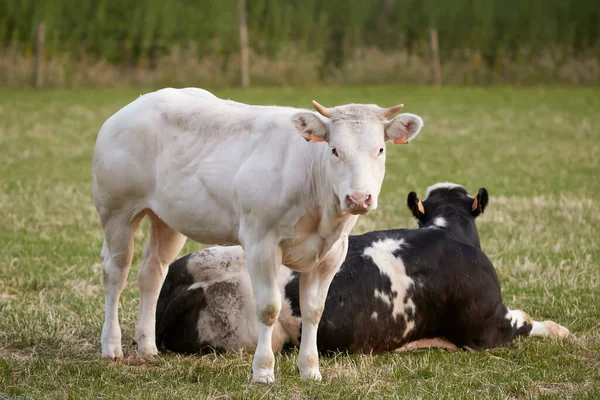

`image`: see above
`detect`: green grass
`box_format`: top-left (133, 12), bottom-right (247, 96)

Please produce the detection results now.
top-left (1, 86), bottom-right (599, 399)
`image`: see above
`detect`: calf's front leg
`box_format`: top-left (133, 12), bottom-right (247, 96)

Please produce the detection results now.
top-left (297, 238), bottom-right (348, 380)
top-left (245, 239), bottom-right (283, 384)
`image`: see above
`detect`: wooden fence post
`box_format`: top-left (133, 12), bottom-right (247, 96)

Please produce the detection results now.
top-left (429, 27), bottom-right (442, 88)
top-left (35, 23), bottom-right (45, 89)
top-left (238, 0), bottom-right (249, 89)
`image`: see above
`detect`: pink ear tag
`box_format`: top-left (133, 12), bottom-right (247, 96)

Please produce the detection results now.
top-left (393, 135), bottom-right (408, 144)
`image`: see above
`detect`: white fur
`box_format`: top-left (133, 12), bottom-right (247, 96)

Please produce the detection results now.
top-left (364, 238), bottom-right (416, 338)
top-left (529, 321), bottom-right (549, 336)
top-left (505, 308), bottom-right (529, 329)
top-left (92, 88), bottom-right (423, 383)
top-left (433, 217), bottom-right (447, 227)
top-left (529, 320), bottom-right (570, 338)
top-left (424, 182), bottom-right (465, 200)
top-left (374, 289), bottom-right (392, 306)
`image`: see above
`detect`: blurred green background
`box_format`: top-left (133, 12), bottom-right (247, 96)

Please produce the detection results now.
top-left (1, 0), bottom-right (598, 88)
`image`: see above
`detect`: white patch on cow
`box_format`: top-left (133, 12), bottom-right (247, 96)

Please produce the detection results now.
top-left (403, 298), bottom-right (416, 337)
top-left (374, 289), bottom-right (392, 306)
top-left (505, 308), bottom-right (531, 329)
top-left (371, 312), bottom-right (378, 320)
top-left (186, 246), bottom-right (248, 285)
top-left (424, 182), bottom-right (464, 200)
top-left (530, 321), bottom-right (549, 336)
top-left (403, 320), bottom-right (415, 337)
top-left (433, 217), bottom-right (447, 227)
top-left (187, 282), bottom-right (202, 291)
top-left (364, 238), bottom-right (415, 337)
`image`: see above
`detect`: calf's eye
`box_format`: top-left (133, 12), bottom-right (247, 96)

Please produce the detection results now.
top-left (378, 148), bottom-right (385, 156)
top-left (331, 147), bottom-right (339, 157)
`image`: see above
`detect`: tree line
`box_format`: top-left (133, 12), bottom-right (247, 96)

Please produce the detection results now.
top-left (0, 0), bottom-right (598, 86)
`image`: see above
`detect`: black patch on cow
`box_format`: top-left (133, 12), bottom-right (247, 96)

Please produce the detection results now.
top-left (156, 254), bottom-right (208, 353)
top-left (284, 272), bottom-right (302, 319)
top-left (283, 272), bottom-right (303, 346)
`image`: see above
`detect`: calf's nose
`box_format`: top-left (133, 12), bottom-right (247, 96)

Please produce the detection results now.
top-left (345, 193), bottom-right (372, 210)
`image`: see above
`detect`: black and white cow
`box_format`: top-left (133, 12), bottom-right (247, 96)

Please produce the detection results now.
top-left (155, 183), bottom-right (569, 355)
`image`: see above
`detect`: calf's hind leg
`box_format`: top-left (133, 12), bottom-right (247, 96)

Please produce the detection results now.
top-left (100, 210), bottom-right (144, 358)
top-left (135, 211), bottom-right (187, 355)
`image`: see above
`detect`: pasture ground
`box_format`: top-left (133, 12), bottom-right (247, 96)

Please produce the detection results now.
top-left (0, 86), bottom-right (599, 399)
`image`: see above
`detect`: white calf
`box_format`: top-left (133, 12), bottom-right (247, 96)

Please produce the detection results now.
top-left (92, 88), bottom-right (423, 383)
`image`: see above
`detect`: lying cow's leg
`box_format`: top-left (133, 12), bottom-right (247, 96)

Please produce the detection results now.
top-left (529, 320), bottom-right (570, 338)
top-left (504, 308), bottom-right (569, 339)
top-left (135, 212), bottom-right (187, 355)
top-left (245, 240), bottom-right (283, 384)
top-left (396, 338), bottom-right (459, 352)
top-left (297, 238), bottom-right (348, 381)
top-left (100, 210), bottom-right (145, 358)
top-left (474, 307), bottom-right (571, 349)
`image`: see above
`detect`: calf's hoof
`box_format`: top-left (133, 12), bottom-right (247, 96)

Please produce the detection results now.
top-left (102, 328), bottom-right (123, 359)
top-left (102, 345), bottom-right (124, 359)
top-left (137, 342), bottom-right (159, 356)
top-left (299, 367), bottom-right (322, 381)
top-left (251, 370), bottom-right (275, 384)
top-left (135, 333), bottom-right (159, 356)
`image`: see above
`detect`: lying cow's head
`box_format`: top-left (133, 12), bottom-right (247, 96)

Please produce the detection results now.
top-left (292, 101), bottom-right (423, 215)
top-left (407, 182), bottom-right (489, 248)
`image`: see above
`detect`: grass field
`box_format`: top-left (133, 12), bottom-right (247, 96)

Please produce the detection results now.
top-left (1, 86), bottom-right (599, 399)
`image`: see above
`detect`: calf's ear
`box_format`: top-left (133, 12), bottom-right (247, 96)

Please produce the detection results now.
top-left (385, 113), bottom-right (424, 144)
top-left (292, 113), bottom-right (328, 142)
top-left (471, 188), bottom-right (489, 217)
top-left (407, 192), bottom-right (425, 220)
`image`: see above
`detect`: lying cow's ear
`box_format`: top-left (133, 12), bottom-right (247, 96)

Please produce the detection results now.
top-left (471, 188), bottom-right (489, 217)
top-left (407, 192), bottom-right (425, 221)
top-left (292, 112), bottom-right (328, 142)
top-left (384, 113), bottom-right (424, 144)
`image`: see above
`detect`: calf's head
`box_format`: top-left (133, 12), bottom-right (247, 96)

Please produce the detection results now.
top-left (407, 183), bottom-right (489, 248)
top-left (293, 101), bottom-right (423, 215)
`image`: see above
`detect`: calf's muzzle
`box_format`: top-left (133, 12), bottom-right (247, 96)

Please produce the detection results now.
top-left (345, 193), bottom-right (372, 214)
